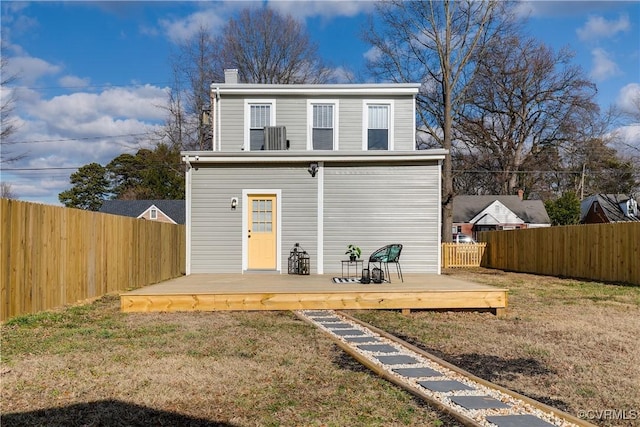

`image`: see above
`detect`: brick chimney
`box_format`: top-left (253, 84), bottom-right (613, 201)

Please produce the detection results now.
top-left (517, 189), bottom-right (524, 200)
top-left (224, 69), bottom-right (238, 84)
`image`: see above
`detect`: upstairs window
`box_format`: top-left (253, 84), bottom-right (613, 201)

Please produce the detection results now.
top-left (308, 100), bottom-right (338, 150)
top-left (245, 100), bottom-right (275, 150)
top-left (150, 208), bottom-right (157, 220)
top-left (363, 101), bottom-right (393, 150)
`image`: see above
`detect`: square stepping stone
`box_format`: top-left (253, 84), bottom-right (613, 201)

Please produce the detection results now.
top-left (357, 344), bottom-right (398, 353)
top-left (332, 329), bottom-right (365, 336)
top-left (486, 415), bottom-right (556, 427)
top-left (373, 355), bottom-right (420, 365)
top-left (324, 322), bottom-right (352, 329)
top-left (392, 367), bottom-right (441, 378)
top-left (344, 336), bottom-right (380, 344)
top-left (418, 380), bottom-right (474, 392)
top-left (305, 311), bottom-right (331, 317)
top-left (450, 395), bottom-right (510, 410)
top-left (310, 316), bottom-right (342, 323)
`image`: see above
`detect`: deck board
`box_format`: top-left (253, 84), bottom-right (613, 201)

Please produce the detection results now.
top-left (120, 274), bottom-right (508, 314)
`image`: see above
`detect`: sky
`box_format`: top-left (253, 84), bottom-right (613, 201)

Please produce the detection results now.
top-left (1, 1), bottom-right (639, 206)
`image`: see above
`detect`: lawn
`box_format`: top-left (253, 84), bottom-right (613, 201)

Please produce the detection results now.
top-left (1, 268), bottom-right (638, 427)
top-left (349, 268), bottom-right (640, 427)
top-left (0, 297), bottom-right (460, 427)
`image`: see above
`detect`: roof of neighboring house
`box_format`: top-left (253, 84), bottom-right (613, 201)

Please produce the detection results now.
top-left (453, 195), bottom-right (551, 224)
top-left (580, 194), bottom-right (639, 223)
top-left (99, 200), bottom-right (185, 224)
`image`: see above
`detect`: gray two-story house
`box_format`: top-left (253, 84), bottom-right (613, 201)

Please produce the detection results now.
top-left (182, 70), bottom-right (447, 275)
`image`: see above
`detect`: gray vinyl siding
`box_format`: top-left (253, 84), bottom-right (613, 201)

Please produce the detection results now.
top-left (218, 94), bottom-right (416, 152)
top-left (219, 96), bottom-right (244, 149)
top-left (392, 97), bottom-right (415, 151)
top-left (323, 162), bottom-right (440, 274)
top-left (190, 164), bottom-right (318, 273)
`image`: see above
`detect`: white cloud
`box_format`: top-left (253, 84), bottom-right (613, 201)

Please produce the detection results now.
top-left (577, 14), bottom-right (630, 41)
top-left (363, 46), bottom-right (381, 63)
top-left (58, 75), bottom-right (91, 88)
top-left (5, 83), bottom-right (170, 205)
top-left (5, 55), bottom-right (62, 86)
top-left (327, 66), bottom-right (354, 83)
top-left (590, 48), bottom-right (620, 81)
top-left (616, 83), bottom-right (640, 115)
top-left (268, 0), bottom-right (375, 21)
top-left (159, 9), bottom-right (226, 44)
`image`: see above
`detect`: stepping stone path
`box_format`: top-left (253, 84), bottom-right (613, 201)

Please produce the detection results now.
top-left (298, 310), bottom-right (590, 427)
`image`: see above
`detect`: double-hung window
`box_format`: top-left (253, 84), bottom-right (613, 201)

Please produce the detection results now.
top-left (308, 100), bottom-right (338, 150)
top-left (245, 100), bottom-right (275, 151)
top-left (363, 101), bottom-right (393, 150)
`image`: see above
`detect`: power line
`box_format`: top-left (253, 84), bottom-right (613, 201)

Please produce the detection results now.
top-left (9, 81), bottom-right (175, 91)
top-left (454, 170), bottom-right (583, 174)
top-left (4, 133), bottom-right (150, 145)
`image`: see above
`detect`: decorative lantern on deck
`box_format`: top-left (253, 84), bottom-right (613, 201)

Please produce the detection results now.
top-left (288, 243), bottom-right (310, 275)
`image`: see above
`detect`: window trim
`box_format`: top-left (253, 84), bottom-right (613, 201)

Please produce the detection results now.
top-left (307, 99), bottom-right (339, 150)
top-left (244, 99), bottom-right (276, 151)
top-left (150, 207), bottom-right (158, 220)
top-left (362, 100), bottom-right (394, 151)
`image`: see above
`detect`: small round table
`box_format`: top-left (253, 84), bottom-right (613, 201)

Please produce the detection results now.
top-left (341, 259), bottom-right (363, 279)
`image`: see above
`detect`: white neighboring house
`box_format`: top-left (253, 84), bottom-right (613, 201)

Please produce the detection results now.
top-left (99, 200), bottom-right (185, 224)
top-left (181, 70), bottom-right (447, 275)
top-left (452, 193), bottom-right (551, 240)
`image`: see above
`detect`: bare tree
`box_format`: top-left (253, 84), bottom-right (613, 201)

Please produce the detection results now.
top-left (1, 182), bottom-right (18, 199)
top-left (221, 8), bottom-right (330, 84)
top-left (155, 26), bottom-right (219, 152)
top-left (365, 0), bottom-right (512, 241)
top-left (457, 35), bottom-right (599, 196)
top-left (1, 53), bottom-right (25, 164)
top-left (162, 8), bottom-right (329, 153)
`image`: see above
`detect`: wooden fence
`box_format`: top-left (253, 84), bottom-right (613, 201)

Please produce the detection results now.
top-left (441, 243), bottom-right (487, 268)
top-left (479, 222), bottom-right (640, 286)
top-left (1, 199), bottom-right (185, 321)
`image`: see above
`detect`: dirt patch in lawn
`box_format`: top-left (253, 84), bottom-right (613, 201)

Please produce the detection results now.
top-left (348, 268), bottom-right (640, 427)
top-left (1, 296), bottom-right (461, 427)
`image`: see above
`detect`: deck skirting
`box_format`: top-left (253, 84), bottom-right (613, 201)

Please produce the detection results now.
top-left (120, 274), bottom-right (508, 315)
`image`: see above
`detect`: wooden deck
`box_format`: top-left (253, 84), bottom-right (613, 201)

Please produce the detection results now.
top-left (120, 273), bottom-right (508, 315)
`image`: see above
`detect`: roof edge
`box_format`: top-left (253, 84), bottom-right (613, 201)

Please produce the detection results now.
top-left (181, 150), bottom-right (447, 164)
top-left (210, 83), bottom-right (422, 96)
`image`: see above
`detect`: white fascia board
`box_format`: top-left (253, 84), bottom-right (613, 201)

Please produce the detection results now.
top-left (470, 200), bottom-right (524, 224)
top-left (182, 150), bottom-right (447, 164)
top-left (211, 83), bottom-right (421, 96)
top-left (137, 204), bottom-right (177, 224)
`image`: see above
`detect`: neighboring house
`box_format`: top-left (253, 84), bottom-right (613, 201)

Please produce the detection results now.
top-left (99, 200), bottom-right (185, 225)
top-left (453, 192), bottom-right (551, 240)
top-left (181, 69), bottom-right (447, 275)
top-left (580, 194), bottom-right (639, 224)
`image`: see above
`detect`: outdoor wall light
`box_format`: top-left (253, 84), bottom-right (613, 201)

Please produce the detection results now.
top-left (231, 197), bottom-right (238, 210)
top-left (308, 162), bottom-right (319, 177)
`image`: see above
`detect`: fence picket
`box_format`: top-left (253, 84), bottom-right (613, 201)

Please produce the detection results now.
top-left (0, 199), bottom-right (185, 321)
top-left (479, 223), bottom-right (640, 285)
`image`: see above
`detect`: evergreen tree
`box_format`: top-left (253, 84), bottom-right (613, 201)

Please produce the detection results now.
top-left (58, 163), bottom-right (109, 211)
top-left (544, 192), bottom-right (581, 226)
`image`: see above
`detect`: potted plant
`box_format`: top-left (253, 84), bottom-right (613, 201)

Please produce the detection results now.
top-left (345, 244), bottom-right (361, 262)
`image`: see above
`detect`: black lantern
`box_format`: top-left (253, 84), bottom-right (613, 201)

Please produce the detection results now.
top-left (288, 243), bottom-right (310, 275)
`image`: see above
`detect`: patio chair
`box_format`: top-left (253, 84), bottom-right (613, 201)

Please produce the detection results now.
top-left (368, 244), bottom-right (403, 283)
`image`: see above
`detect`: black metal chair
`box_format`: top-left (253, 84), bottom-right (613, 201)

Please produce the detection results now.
top-left (368, 244), bottom-right (403, 283)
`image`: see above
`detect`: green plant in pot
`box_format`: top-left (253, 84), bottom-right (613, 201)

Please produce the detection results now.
top-left (345, 244), bottom-right (361, 262)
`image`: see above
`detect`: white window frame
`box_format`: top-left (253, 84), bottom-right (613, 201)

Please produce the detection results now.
top-left (150, 207), bottom-right (158, 220)
top-left (244, 99), bottom-right (276, 151)
top-left (362, 100), bottom-right (394, 151)
top-left (307, 99), bottom-right (339, 150)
